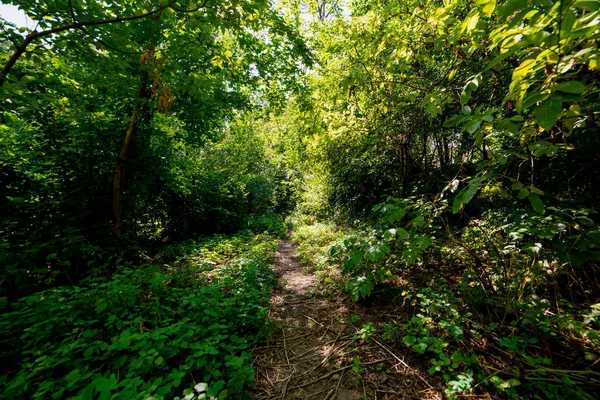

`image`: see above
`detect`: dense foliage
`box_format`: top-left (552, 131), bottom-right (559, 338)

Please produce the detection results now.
top-left (2, 0), bottom-right (600, 398)
top-left (1, 232), bottom-right (279, 399)
top-left (1, 1), bottom-right (301, 398)
top-left (0, 0), bottom-right (308, 297)
top-left (267, 0), bottom-right (600, 397)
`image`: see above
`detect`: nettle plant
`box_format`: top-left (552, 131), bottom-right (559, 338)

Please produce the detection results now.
top-left (328, 233), bottom-right (392, 301)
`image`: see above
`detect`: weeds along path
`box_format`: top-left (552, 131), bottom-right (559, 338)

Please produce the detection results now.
top-left (251, 239), bottom-right (440, 400)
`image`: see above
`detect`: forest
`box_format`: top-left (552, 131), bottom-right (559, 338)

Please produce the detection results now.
top-left (0, 0), bottom-right (599, 398)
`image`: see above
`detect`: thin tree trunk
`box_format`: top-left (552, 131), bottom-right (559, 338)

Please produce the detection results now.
top-left (406, 145), bottom-right (436, 193)
top-left (112, 68), bottom-right (151, 239)
top-left (0, 35), bottom-right (35, 87)
top-left (112, 106), bottom-right (141, 238)
top-left (443, 134), bottom-right (450, 169)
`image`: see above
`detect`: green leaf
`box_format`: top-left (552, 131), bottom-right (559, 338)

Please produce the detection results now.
top-left (529, 185), bottom-right (544, 195)
top-left (486, 43), bottom-right (524, 71)
top-left (453, 180), bottom-right (482, 214)
top-left (511, 181), bottom-right (523, 190)
top-left (396, 228), bottom-right (409, 240)
top-left (207, 380), bottom-right (225, 396)
top-left (65, 369), bottom-right (80, 381)
top-left (574, 0), bottom-right (600, 11)
top-left (367, 246), bottom-right (383, 261)
top-left (522, 92), bottom-right (548, 109)
top-left (553, 81), bottom-right (585, 94)
top-left (413, 342), bottom-right (428, 354)
top-left (464, 120), bottom-right (482, 134)
top-left (497, 119), bottom-right (520, 133)
top-left (443, 114), bottom-right (466, 127)
top-left (452, 194), bottom-right (463, 214)
top-left (518, 188), bottom-right (530, 199)
top-left (383, 229), bottom-right (396, 240)
top-left (535, 97), bottom-right (562, 130)
top-left (505, 378), bottom-right (522, 388)
top-left (513, 59), bottom-right (536, 79)
top-left (95, 299), bottom-right (107, 314)
top-left (498, 0), bottom-right (529, 20)
top-left (528, 193), bottom-right (544, 213)
top-left (482, 1), bottom-right (496, 17)
top-left (466, 14), bottom-right (480, 32)
top-left (489, 375), bottom-right (505, 388)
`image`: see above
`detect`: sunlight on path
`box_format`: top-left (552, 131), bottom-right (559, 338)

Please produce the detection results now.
top-left (251, 240), bottom-right (440, 400)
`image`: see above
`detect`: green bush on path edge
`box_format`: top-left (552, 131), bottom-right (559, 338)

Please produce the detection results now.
top-left (0, 231), bottom-right (279, 400)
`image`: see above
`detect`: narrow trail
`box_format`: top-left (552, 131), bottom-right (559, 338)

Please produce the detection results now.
top-left (251, 239), bottom-right (440, 400)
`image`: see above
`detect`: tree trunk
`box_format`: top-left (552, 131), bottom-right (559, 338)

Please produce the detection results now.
top-left (443, 134), bottom-right (450, 170)
top-left (112, 106), bottom-right (141, 238)
top-left (112, 67), bottom-right (151, 239)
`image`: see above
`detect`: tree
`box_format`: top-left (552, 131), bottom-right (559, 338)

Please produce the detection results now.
top-left (0, 0), bottom-right (311, 293)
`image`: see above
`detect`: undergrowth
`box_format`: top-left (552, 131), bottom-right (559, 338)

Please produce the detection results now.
top-left (292, 199), bottom-right (600, 399)
top-left (288, 215), bottom-right (356, 281)
top-left (0, 231), bottom-right (278, 400)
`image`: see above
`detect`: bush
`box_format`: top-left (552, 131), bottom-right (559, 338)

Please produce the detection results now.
top-left (327, 196), bottom-right (600, 398)
top-left (0, 233), bottom-right (278, 399)
top-left (247, 213), bottom-right (289, 238)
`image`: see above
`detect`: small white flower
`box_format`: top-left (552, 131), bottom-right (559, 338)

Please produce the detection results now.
top-left (194, 382), bottom-right (208, 393)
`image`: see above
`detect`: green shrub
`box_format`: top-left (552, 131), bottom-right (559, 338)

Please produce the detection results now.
top-left (247, 213), bottom-right (289, 238)
top-left (0, 233), bottom-right (278, 399)
top-left (327, 196), bottom-right (600, 398)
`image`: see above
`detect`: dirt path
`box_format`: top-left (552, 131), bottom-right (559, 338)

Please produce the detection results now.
top-left (251, 240), bottom-right (440, 400)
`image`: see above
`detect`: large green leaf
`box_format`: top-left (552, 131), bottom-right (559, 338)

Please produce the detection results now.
top-left (534, 97), bottom-right (563, 130)
top-left (498, 0), bottom-right (530, 20)
top-left (528, 193), bottom-right (544, 213)
top-left (452, 180), bottom-right (482, 214)
top-left (554, 81), bottom-right (586, 94)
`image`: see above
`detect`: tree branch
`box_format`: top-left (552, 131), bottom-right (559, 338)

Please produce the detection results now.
top-left (0, 0), bottom-right (178, 86)
top-left (171, 0), bottom-right (214, 13)
top-left (67, 0), bottom-right (142, 55)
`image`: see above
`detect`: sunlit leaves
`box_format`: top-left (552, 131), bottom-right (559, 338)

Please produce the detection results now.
top-left (1, 233), bottom-right (278, 398)
top-left (461, 13), bottom-right (480, 34)
top-left (461, 75), bottom-right (481, 106)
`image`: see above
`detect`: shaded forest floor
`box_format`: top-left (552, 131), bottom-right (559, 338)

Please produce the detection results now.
top-left (251, 239), bottom-right (449, 399)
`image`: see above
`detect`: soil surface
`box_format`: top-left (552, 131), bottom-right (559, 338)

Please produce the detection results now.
top-left (251, 239), bottom-right (442, 400)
